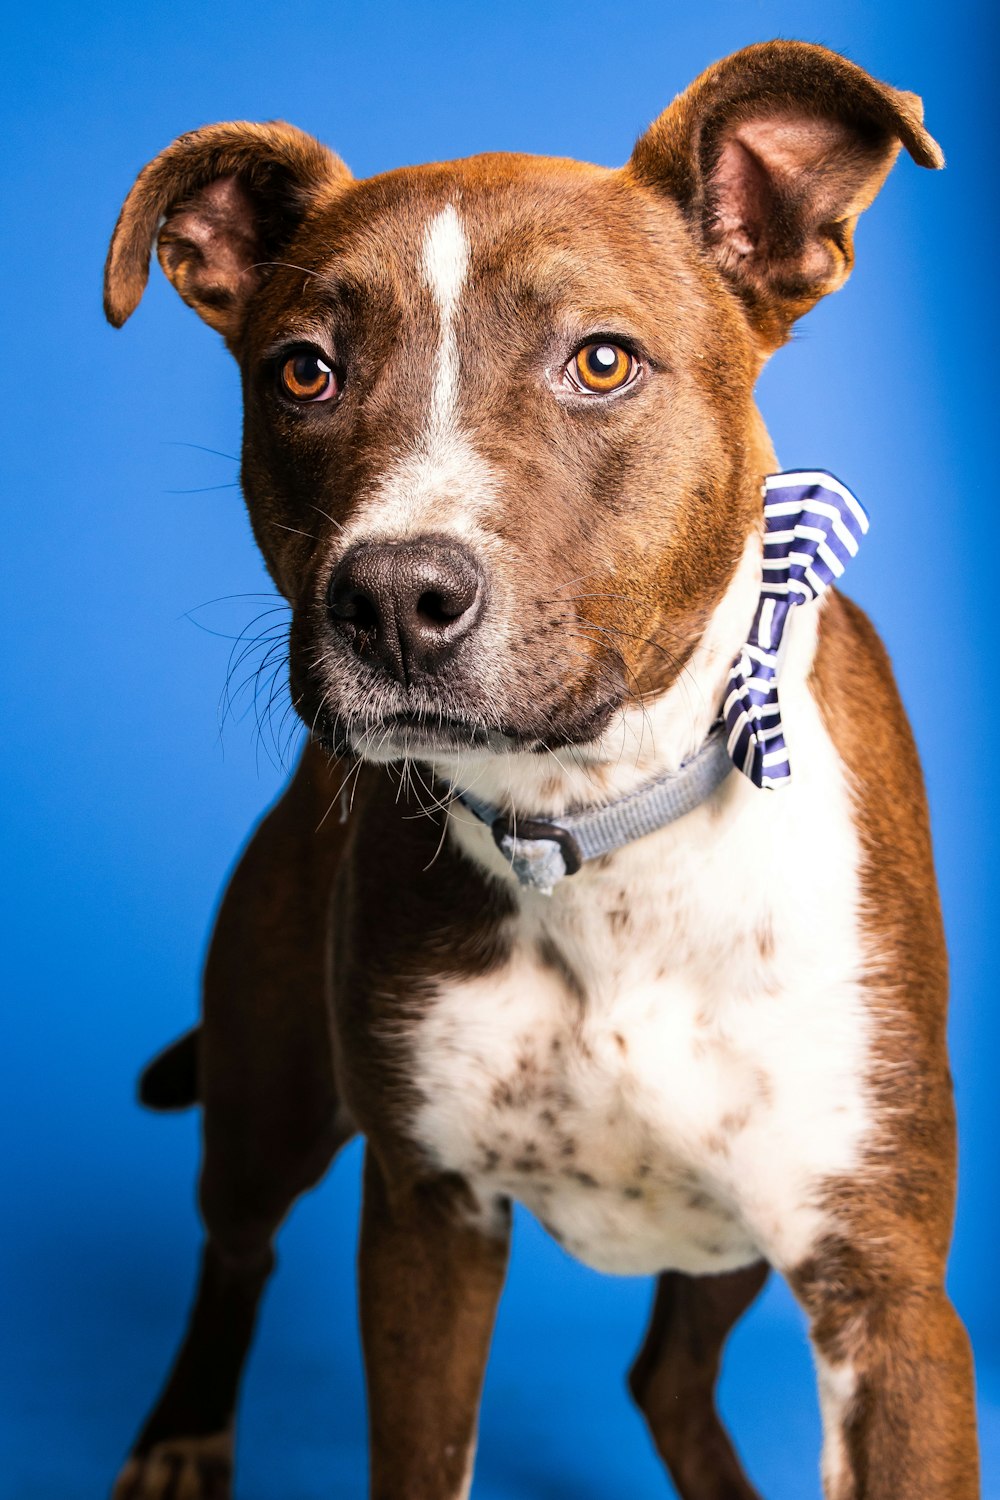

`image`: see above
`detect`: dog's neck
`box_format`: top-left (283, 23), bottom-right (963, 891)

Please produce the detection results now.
top-left (426, 529), bottom-right (765, 821)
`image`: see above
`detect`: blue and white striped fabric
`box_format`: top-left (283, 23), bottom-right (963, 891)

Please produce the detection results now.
top-left (724, 470), bottom-right (869, 789)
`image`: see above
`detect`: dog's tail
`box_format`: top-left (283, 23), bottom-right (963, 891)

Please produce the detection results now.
top-left (138, 1027), bottom-right (200, 1111)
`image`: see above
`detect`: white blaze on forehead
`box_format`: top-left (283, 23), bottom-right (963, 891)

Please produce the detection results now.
top-left (421, 204), bottom-right (469, 442)
top-left (338, 201), bottom-right (496, 549)
top-left (422, 203), bottom-right (469, 319)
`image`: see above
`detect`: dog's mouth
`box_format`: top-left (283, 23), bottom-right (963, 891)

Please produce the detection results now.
top-left (348, 712), bottom-right (507, 758)
top-left (315, 696), bottom-right (624, 762)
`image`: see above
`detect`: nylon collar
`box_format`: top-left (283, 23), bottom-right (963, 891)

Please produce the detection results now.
top-left (453, 722), bottom-right (733, 895)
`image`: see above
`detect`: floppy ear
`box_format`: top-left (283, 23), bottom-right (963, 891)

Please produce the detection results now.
top-left (104, 121), bottom-right (350, 345)
top-left (629, 41), bottom-right (943, 348)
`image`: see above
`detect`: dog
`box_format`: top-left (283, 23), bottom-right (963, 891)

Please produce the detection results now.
top-left (103, 39), bottom-right (978, 1500)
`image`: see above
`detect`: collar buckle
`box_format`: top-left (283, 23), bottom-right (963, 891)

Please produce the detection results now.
top-left (490, 816), bottom-right (584, 895)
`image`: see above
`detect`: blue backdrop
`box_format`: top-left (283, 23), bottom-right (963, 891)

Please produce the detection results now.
top-left (3, 2), bottom-right (997, 1496)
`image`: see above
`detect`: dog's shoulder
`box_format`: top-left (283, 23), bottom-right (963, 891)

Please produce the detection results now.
top-left (814, 587), bottom-right (945, 953)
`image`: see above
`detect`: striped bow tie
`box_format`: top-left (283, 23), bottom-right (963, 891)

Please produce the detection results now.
top-left (724, 470), bottom-right (869, 789)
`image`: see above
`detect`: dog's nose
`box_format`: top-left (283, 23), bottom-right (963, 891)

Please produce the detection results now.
top-left (327, 537), bottom-right (485, 683)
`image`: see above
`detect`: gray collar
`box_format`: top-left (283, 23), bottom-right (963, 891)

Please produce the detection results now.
top-left (452, 721), bottom-right (733, 895)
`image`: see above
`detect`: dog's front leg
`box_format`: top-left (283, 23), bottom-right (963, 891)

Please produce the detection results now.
top-left (793, 1255), bottom-right (978, 1498)
top-left (359, 1147), bottom-right (510, 1500)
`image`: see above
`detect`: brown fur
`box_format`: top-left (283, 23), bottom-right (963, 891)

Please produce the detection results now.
top-left (789, 593), bottom-right (977, 1496)
top-left (630, 1262), bottom-right (770, 1500)
top-left (103, 40), bottom-right (974, 1500)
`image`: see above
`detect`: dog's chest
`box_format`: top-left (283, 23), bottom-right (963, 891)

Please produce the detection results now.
top-left (412, 723), bottom-right (872, 1278)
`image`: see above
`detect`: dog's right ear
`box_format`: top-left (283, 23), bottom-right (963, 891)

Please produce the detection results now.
top-left (104, 121), bottom-right (350, 345)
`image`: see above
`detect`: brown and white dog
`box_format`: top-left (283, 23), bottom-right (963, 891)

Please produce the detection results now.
top-left (103, 40), bottom-right (978, 1500)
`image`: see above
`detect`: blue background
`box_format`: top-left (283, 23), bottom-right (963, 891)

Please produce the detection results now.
top-left (3, 2), bottom-right (997, 1495)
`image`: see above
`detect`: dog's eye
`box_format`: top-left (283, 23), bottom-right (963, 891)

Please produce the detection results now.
top-left (278, 351), bottom-right (337, 402)
top-left (566, 342), bottom-right (636, 395)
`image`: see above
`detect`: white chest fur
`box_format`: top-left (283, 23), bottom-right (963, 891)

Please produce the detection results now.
top-left (412, 602), bottom-right (873, 1278)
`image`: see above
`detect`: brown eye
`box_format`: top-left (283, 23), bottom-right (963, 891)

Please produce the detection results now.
top-left (568, 342), bottom-right (635, 394)
top-left (279, 351), bottom-right (337, 402)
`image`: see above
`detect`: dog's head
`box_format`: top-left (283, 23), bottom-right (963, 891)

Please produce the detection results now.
top-left (105, 42), bottom-right (940, 777)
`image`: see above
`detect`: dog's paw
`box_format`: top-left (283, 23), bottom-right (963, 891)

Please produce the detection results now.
top-left (111, 1432), bottom-right (232, 1500)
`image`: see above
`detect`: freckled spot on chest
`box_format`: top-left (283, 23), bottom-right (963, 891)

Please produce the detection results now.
top-left (415, 958), bottom-right (769, 1274)
top-left (757, 918), bottom-right (775, 960)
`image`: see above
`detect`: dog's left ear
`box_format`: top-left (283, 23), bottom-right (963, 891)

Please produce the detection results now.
top-left (629, 40), bottom-right (943, 348)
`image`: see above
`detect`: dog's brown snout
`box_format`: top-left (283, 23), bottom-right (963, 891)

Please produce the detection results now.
top-left (328, 536), bottom-right (485, 684)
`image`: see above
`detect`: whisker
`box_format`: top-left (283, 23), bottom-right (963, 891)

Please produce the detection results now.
top-left (248, 259), bottom-right (319, 279)
top-left (307, 502), bottom-right (345, 535)
top-left (165, 482), bottom-right (242, 495)
top-left (162, 440), bottom-right (239, 463)
top-left (423, 804), bottom-right (453, 873)
top-left (547, 572), bottom-right (603, 596)
top-left (184, 612), bottom-right (287, 643)
top-left (269, 521), bottom-right (318, 541)
top-left (539, 593), bottom-right (692, 649)
top-left (317, 753), bottom-right (364, 833)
